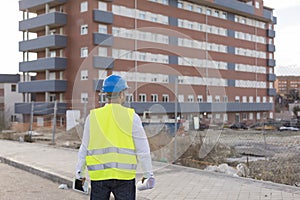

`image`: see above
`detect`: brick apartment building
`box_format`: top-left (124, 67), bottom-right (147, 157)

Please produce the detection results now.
top-left (17, 0), bottom-right (276, 126)
top-left (0, 74), bottom-right (23, 130)
top-left (276, 76), bottom-right (300, 98)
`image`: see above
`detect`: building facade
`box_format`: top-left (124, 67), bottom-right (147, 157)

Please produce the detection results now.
top-left (0, 74), bottom-right (23, 130)
top-left (276, 76), bottom-right (300, 98)
top-left (17, 0), bottom-right (276, 126)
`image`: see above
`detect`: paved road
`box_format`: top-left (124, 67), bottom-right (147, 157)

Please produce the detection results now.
top-left (0, 163), bottom-right (88, 200)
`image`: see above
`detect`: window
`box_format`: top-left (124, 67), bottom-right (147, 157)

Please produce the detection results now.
top-left (81, 70), bottom-right (88, 80)
top-left (256, 112), bottom-right (261, 120)
top-left (49, 72), bottom-right (56, 80)
top-left (178, 95), bottom-right (184, 102)
top-left (80, 1), bottom-right (88, 12)
top-left (215, 96), bottom-right (220, 102)
top-left (151, 94), bottom-right (158, 102)
top-left (177, 2), bottom-right (183, 8)
top-left (126, 94), bottom-right (133, 102)
top-left (98, 1), bottom-right (107, 11)
top-left (11, 84), bottom-right (16, 92)
top-left (186, 4), bottom-right (193, 11)
top-left (235, 96), bottom-right (240, 103)
top-left (81, 93), bottom-right (88, 103)
top-left (197, 95), bottom-right (203, 102)
top-left (256, 96), bottom-right (261, 103)
top-left (196, 7), bottom-right (202, 13)
top-left (214, 10), bottom-right (219, 17)
top-left (242, 113), bottom-right (247, 120)
top-left (249, 96), bottom-right (253, 103)
top-left (139, 11), bottom-right (146, 19)
top-left (50, 51), bottom-right (56, 57)
top-left (98, 47), bottom-right (107, 56)
top-left (255, 1), bottom-right (260, 9)
top-left (81, 47), bottom-right (88, 57)
top-left (242, 96), bottom-right (247, 103)
top-left (139, 94), bottom-right (147, 102)
top-left (206, 9), bottom-right (212, 15)
top-left (207, 95), bottom-right (212, 102)
top-left (162, 0), bottom-right (168, 5)
top-left (50, 94), bottom-right (56, 102)
top-left (249, 113), bottom-right (253, 120)
top-left (162, 94), bottom-right (169, 102)
top-left (99, 93), bottom-right (106, 103)
top-left (188, 95), bottom-right (194, 102)
top-left (81, 24), bottom-right (88, 35)
top-left (98, 24), bottom-right (107, 34)
top-left (263, 96), bottom-right (267, 103)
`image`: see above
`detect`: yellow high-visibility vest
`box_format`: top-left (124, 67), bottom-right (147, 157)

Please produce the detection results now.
top-left (86, 104), bottom-right (137, 181)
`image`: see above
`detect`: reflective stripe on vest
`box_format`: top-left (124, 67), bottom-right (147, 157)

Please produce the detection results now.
top-left (86, 104), bottom-right (136, 181)
top-left (87, 147), bottom-right (136, 156)
top-left (87, 162), bottom-right (137, 171)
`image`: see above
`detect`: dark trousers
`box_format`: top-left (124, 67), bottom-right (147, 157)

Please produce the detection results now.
top-left (90, 179), bottom-right (136, 200)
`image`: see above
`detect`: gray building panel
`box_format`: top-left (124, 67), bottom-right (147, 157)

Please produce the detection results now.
top-left (263, 9), bottom-right (273, 21)
top-left (268, 89), bottom-right (276, 96)
top-left (19, 0), bottom-right (67, 11)
top-left (227, 79), bottom-right (235, 87)
top-left (0, 74), bottom-right (20, 83)
top-left (268, 59), bottom-right (276, 67)
top-left (15, 102), bottom-right (67, 115)
top-left (19, 57), bottom-right (67, 72)
top-left (94, 79), bottom-right (104, 91)
top-left (93, 56), bottom-right (114, 69)
top-left (227, 29), bottom-right (235, 38)
top-left (227, 12), bottom-right (235, 21)
top-left (169, 17), bottom-right (178, 26)
top-left (169, 0), bottom-right (177, 7)
top-left (215, 0), bottom-right (254, 15)
top-left (169, 56), bottom-right (178, 65)
top-left (93, 33), bottom-right (113, 47)
top-left (267, 74), bottom-right (276, 82)
top-left (93, 10), bottom-right (113, 24)
top-left (227, 46), bottom-right (235, 54)
top-left (169, 36), bottom-right (178, 45)
top-left (227, 63), bottom-right (235, 71)
top-left (273, 16), bottom-right (277, 25)
top-left (18, 80), bottom-right (67, 93)
top-left (19, 35), bottom-right (67, 52)
top-left (130, 102), bottom-right (273, 114)
top-left (168, 75), bottom-right (178, 84)
top-left (267, 44), bottom-right (276, 52)
top-left (267, 29), bottom-right (276, 38)
top-left (19, 12), bottom-right (67, 32)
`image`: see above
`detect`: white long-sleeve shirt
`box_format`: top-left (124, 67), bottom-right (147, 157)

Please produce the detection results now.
top-left (76, 112), bottom-right (153, 179)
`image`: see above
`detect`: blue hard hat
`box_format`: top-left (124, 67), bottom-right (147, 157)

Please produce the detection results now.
top-left (102, 74), bottom-right (128, 92)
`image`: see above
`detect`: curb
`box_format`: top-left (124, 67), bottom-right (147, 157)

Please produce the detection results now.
top-left (0, 156), bottom-right (73, 189)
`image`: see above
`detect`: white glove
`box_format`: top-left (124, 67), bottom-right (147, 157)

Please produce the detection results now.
top-left (137, 176), bottom-right (155, 191)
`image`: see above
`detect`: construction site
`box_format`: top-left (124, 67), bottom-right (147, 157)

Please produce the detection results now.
top-left (1, 120), bottom-right (300, 187)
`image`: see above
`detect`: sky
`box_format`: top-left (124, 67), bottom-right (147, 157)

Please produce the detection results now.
top-left (0, 0), bottom-right (299, 76)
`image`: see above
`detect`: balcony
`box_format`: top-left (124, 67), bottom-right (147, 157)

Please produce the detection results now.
top-left (19, 57), bottom-right (67, 72)
top-left (18, 80), bottom-right (67, 93)
top-left (267, 44), bottom-right (276, 52)
top-left (19, 12), bottom-right (67, 32)
top-left (15, 102), bottom-right (67, 115)
top-left (93, 56), bottom-right (114, 69)
top-left (131, 102), bottom-right (273, 114)
top-left (267, 29), bottom-right (275, 38)
top-left (19, 35), bottom-right (67, 52)
top-left (267, 74), bottom-right (276, 82)
top-left (19, 0), bottom-right (67, 12)
top-left (267, 59), bottom-right (276, 67)
top-left (93, 10), bottom-right (113, 24)
top-left (93, 33), bottom-right (113, 46)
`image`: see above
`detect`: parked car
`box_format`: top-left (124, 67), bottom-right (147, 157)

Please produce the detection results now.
top-left (229, 123), bottom-right (248, 130)
top-left (279, 126), bottom-right (299, 132)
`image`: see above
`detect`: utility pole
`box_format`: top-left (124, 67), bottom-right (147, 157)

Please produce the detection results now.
top-left (174, 76), bottom-right (178, 162)
top-left (29, 101), bottom-right (34, 141)
top-left (52, 100), bottom-right (57, 145)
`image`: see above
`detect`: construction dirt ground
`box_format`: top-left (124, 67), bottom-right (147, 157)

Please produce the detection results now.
top-left (1, 125), bottom-right (300, 187)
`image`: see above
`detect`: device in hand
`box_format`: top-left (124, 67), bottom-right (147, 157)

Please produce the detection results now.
top-left (72, 178), bottom-right (89, 194)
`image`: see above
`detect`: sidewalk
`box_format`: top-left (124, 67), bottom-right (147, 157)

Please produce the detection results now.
top-left (0, 140), bottom-right (300, 200)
